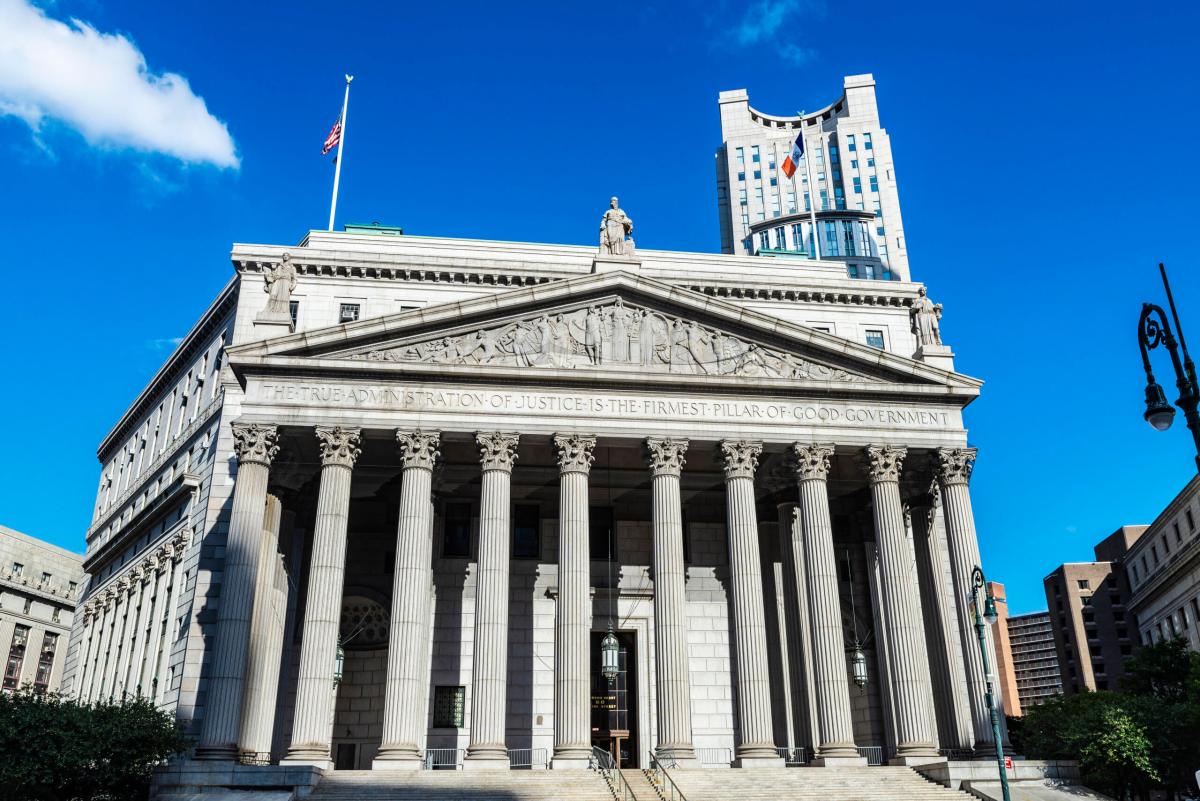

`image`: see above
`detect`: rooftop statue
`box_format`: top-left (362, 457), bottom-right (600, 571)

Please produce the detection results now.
top-left (262, 252), bottom-right (298, 319)
top-left (599, 196), bottom-right (634, 257)
top-left (909, 287), bottom-right (943, 348)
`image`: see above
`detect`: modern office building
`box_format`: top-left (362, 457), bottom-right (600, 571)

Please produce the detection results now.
top-left (0, 524), bottom-right (84, 694)
top-left (715, 74), bottom-right (910, 281)
top-left (1043, 526), bottom-right (1143, 694)
top-left (1128, 474), bottom-right (1200, 650)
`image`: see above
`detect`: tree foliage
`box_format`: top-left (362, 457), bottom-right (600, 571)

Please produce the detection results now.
top-left (1019, 638), bottom-right (1200, 800)
top-left (0, 689), bottom-right (191, 801)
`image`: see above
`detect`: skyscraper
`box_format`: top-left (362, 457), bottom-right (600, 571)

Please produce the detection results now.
top-left (716, 74), bottom-right (910, 281)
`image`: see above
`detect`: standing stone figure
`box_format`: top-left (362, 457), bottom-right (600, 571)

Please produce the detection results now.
top-left (609, 299), bottom-right (631, 361)
top-left (261, 252), bottom-right (298, 318)
top-left (584, 306), bottom-right (603, 365)
top-left (599, 197), bottom-right (634, 256)
top-left (909, 287), bottom-right (943, 347)
top-left (638, 310), bottom-right (658, 366)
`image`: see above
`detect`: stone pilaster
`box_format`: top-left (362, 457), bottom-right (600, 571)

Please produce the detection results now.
top-left (284, 427), bottom-right (361, 766)
top-left (153, 533), bottom-right (189, 706)
top-left (126, 565), bottom-right (155, 698)
top-left (936, 447), bottom-right (1010, 753)
top-left (465, 432), bottom-right (520, 769)
top-left (646, 437), bottom-right (698, 765)
top-left (863, 445), bottom-right (939, 764)
top-left (196, 422), bottom-right (279, 761)
top-left (113, 571), bottom-right (144, 699)
top-left (87, 592), bottom-right (114, 702)
top-left (719, 440), bottom-right (782, 767)
top-left (552, 433), bottom-right (596, 769)
top-left (375, 430), bottom-right (440, 770)
top-left (139, 551), bottom-right (171, 699)
top-left (240, 493), bottom-right (287, 758)
top-left (74, 603), bottom-right (98, 700)
top-left (791, 444), bottom-right (862, 764)
top-left (100, 576), bottom-right (131, 700)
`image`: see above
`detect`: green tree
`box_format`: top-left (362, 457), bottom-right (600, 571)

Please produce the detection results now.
top-left (0, 689), bottom-right (191, 801)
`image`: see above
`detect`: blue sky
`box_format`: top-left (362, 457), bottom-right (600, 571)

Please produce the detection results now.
top-left (1, 0), bottom-right (1198, 613)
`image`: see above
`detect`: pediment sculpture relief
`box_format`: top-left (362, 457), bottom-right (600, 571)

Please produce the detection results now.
top-left (355, 299), bottom-right (872, 382)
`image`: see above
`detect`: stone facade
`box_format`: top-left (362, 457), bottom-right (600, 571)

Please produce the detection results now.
top-left (64, 223), bottom-right (1006, 784)
top-left (0, 524), bottom-right (84, 694)
top-left (1128, 474), bottom-right (1200, 650)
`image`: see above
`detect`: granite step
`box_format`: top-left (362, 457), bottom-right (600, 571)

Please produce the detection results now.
top-left (307, 769), bottom-right (616, 801)
top-left (666, 766), bottom-right (976, 801)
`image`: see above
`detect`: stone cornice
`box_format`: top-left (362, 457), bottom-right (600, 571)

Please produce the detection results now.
top-left (87, 398), bottom-right (220, 542)
top-left (83, 472), bottom-right (200, 573)
top-left (81, 524), bottom-right (192, 609)
top-left (1128, 536), bottom-right (1200, 615)
top-left (0, 572), bottom-right (79, 606)
top-left (97, 279), bottom-right (237, 463)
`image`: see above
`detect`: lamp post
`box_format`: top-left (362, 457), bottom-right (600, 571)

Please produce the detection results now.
top-left (970, 566), bottom-right (1010, 801)
top-left (1138, 262), bottom-right (1200, 471)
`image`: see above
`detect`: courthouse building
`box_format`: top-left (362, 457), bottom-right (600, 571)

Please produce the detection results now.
top-left (62, 78), bottom-right (1010, 793)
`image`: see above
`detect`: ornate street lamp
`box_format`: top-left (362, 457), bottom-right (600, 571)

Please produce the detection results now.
top-left (1138, 263), bottom-right (1200, 470)
top-left (333, 644), bottom-right (345, 687)
top-left (970, 566), bottom-right (1010, 801)
top-left (601, 627), bottom-right (620, 685)
top-left (843, 549), bottom-right (869, 689)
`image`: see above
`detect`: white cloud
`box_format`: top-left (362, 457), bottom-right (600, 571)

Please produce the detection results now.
top-left (0, 0), bottom-right (238, 167)
top-left (727, 0), bottom-right (824, 65)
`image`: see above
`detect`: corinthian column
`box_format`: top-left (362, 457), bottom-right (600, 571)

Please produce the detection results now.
top-left (284, 427), bottom-right (361, 767)
top-left (936, 447), bottom-right (1010, 753)
top-left (646, 437), bottom-right (698, 766)
top-left (862, 445), bottom-right (939, 764)
top-left (196, 422), bottom-right (279, 760)
top-left (465, 432), bottom-right (520, 769)
top-left (552, 433), bottom-right (596, 769)
top-left (719, 440), bottom-right (782, 767)
top-left (240, 494), bottom-right (285, 758)
top-left (790, 444), bottom-right (863, 765)
top-left (374, 430), bottom-right (440, 770)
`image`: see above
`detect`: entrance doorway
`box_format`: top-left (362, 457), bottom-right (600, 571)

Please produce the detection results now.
top-left (590, 630), bottom-right (638, 768)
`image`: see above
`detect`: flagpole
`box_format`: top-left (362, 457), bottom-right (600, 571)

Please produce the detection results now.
top-left (327, 74), bottom-right (353, 232)
top-left (803, 132), bottom-right (821, 259)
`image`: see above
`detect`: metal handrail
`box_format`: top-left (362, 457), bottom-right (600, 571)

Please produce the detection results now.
top-left (648, 753), bottom-right (688, 801)
top-left (696, 747), bottom-right (732, 767)
top-left (589, 746), bottom-right (632, 800)
top-left (857, 745), bottom-right (884, 766)
top-left (508, 747), bottom-right (548, 769)
top-left (776, 746), bottom-right (809, 765)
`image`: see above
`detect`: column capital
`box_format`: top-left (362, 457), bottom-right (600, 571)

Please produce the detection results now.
top-left (476, 432), bottom-right (520, 473)
top-left (232, 422), bottom-right (280, 467)
top-left (718, 440), bottom-right (762, 480)
top-left (396, 430), bottom-right (441, 471)
top-left (863, 444), bottom-right (907, 484)
top-left (316, 426), bottom-right (362, 468)
top-left (935, 447), bottom-right (977, 486)
top-left (791, 443), bottom-right (835, 482)
top-left (553, 433), bottom-right (596, 474)
top-left (645, 437), bottom-right (689, 478)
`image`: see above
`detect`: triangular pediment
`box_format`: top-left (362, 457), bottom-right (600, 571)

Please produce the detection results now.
top-left (229, 271), bottom-right (981, 395)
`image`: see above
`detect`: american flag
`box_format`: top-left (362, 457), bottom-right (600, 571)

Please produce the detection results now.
top-left (322, 118), bottom-right (342, 155)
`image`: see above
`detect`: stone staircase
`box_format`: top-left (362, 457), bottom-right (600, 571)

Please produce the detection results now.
top-left (623, 768), bottom-right (665, 800)
top-left (667, 766), bottom-right (976, 801)
top-left (306, 769), bottom-right (616, 801)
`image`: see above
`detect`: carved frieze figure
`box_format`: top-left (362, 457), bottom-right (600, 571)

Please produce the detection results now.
top-left (262, 252), bottom-right (298, 317)
top-left (909, 287), bottom-right (943, 347)
top-left (358, 299), bottom-right (872, 383)
top-left (584, 306), bottom-right (603, 365)
top-left (599, 197), bottom-right (634, 257)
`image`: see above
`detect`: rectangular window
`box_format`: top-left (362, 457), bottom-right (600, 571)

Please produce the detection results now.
top-left (338, 303), bottom-right (360, 324)
top-left (865, 329), bottom-right (885, 349)
top-left (589, 506), bottom-right (616, 561)
top-left (3, 625), bottom-right (29, 691)
top-left (40, 572), bottom-right (51, 584)
top-left (847, 134), bottom-right (856, 152)
top-left (289, 300), bottom-right (299, 325)
top-left (869, 175), bottom-right (879, 193)
top-left (754, 187), bottom-right (763, 204)
top-left (1175, 522), bottom-right (1183, 542)
top-left (1077, 579), bottom-right (1090, 589)
top-left (774, 227), bottom-right (786, 249)
top-left (1188, 509), bottom-right (1196, 531)
top-left (852, 177), bottom-right (862, 194)
top-left (863, 133), bottom-right (873, 150)
top-left (432, 685), bottom-right (466, 728)
top-left (11, 563), bottom-right (22, 577)
top-left (33, 633), bottom-right (57, 692)
top-left (847, 264), bottom-right (859, 279)
top-left (829, 145), bottom-right (839, 164)
top-left (753, 170), bottom-right (761, 180)
top-left (751, 145), bottom-right (760, 163)
top-left (867, 157), bottom-right (875, 167)
top-left (769, 177), bottom-right (777, 187)
top-left (767, 154), bottom-right (776, 170)
top-left (735, 147), bottom-right (745, 164)
top-left (1152, 545), bottom-right (1159, 565)
top-left (850, 159), bottom-right (858, 169)
top-left (512, 505), bottom-right (540, 559)
top-left (737, 171), bottom-right (745, 182)
top-left (758, 230), bottom-right (770, 251)
top-left (443, 502), bottom-right (471, 558)
top-left (738, 188), bottom-right (747, 205)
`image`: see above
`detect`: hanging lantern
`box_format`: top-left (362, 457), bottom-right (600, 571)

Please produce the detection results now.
top-left (601, 627), bottom-right (620, 684)
top-left (850, 646), bottom-right (869, 688)
top-left (333, 644), bottom-right (345, 687)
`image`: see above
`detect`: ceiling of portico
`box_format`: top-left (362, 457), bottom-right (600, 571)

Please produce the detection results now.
top-left (228, 269), bottom-right (981, 404)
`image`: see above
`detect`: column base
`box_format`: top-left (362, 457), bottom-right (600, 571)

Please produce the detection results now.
top-left (462, 755), bottom-right (510, 770)
top-left (889, 754), bottom-right (947, 767)
top-left (734, 755), bottom-right (786, 768)
top-left (810, 756), bottom-right (868, 767)
top-left (192, 744), bottom-right (238, 761)
top-left (279, 757), bottom-right (332, 771)
top-left (372, 745), bottom-right (424, 771)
